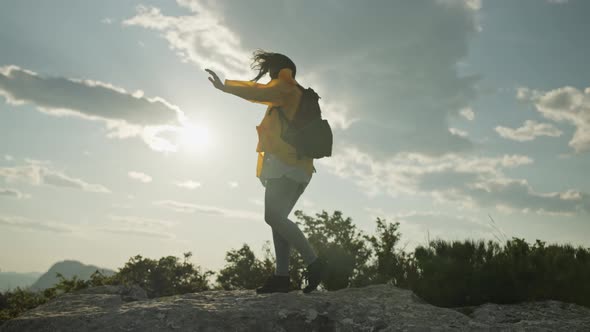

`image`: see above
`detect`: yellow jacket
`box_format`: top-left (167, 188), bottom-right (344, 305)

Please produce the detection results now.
top-left (224, 68), bottom-right (314, 178)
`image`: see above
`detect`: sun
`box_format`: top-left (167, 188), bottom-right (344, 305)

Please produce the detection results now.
top-left (179, 123), bottom-right (211, 153)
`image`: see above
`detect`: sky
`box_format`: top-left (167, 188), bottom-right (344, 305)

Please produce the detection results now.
top-left (1, 0), bottom-right (589, 274)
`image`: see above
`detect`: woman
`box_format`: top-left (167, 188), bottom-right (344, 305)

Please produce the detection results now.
top-left (206, 50), bottom-right (327, 294)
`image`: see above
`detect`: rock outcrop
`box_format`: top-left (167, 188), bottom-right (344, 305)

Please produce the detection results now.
top-left (1, 284), bottom-right (589, 331)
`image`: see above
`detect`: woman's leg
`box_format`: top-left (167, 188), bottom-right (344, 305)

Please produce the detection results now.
top-left (265, 176), bottom-right (318, 276)
top-left (272, 230), bottom-right (290, 276)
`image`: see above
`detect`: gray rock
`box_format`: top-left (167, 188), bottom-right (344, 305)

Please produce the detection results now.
top-left (73, 284), bottom-right (148, 302)
top-left (1, 284), bottom-right (589, 331)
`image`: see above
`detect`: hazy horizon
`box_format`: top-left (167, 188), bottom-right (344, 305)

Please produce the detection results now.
top-left (1, 0), bottom-right (590, 274)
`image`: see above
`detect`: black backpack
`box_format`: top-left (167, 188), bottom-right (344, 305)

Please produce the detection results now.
top-left (272, 85), bottom-right (333, 160)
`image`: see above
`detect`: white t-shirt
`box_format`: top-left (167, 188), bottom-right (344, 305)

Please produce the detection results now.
top-left (259, 153), bottom-right (312, 187)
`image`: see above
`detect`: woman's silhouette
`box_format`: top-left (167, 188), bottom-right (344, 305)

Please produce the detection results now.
top-left (206, 50), bottom-right (327, 293)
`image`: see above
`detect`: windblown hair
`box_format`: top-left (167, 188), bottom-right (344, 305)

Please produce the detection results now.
top-left (250, 49), bottom-right (296, 82)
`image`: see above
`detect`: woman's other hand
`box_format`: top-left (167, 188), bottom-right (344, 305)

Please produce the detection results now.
top-left (205, 69), bottom-right (225, 91)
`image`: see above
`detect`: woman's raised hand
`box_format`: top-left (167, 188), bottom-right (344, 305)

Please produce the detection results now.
top-left (205, 69), bottom-right (225, 91)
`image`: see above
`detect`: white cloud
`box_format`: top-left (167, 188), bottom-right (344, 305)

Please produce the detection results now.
top-left (495, 120), bottom-right (562, 142)
top-left (518, 86), bottom-right (590, 152)
top-left (112, 203), bottom-right (133, 209)
top-left (436, 0), bottom-right (482, 11)
top-left (0, 66), bottom-right (181, 126)
top-left (459, 107), bottom-right (475, 121)
top-left (319, 146), bottom-right (588, 214)
top-left (109, 215), bottom-right (175, 227)
top-left (319, 99), bottom-right (358, 131)
top-left (228, 181), bottom-right (239, 189)
top-left (364, 208), bottom-right (495, 249)
top-left (99, 227), bottom-right (175, 239)
top-left (367, 208), bottom-right (490, 235)
top-left (391, 210), bottom-right (488, 232)
top-left (249, 198), bottom-right (264, 207)
top-left (4, 155), bottom-right (13, 161)
top-left (128, 171), bottom-right (152, 183)
top-left (43, 172), bottom-right (108, 192)
top-left (0, 188), bottom-right (26, 199)
top-left (101, 215), bottom-right (176, 239)
top-left (301, 198), bottom-right (315, 209)
top-left (123, 3), bottom-right (251, 78)
top-left (547, 0), bottom-right (568, 4)
top-left (176, 180), bottom-right (201, 189)
top-left (0, 161), bottom-right (110, 193)
top-left (155, 200), bottom-right (262, 221)
top-left (449, 127), bottom-right (469, 138)
top-left (0, 216), bottom-right (73, 233)
top-left (0, 65), bottom-right (185, 152)
top-left (464, 178), bottom-right (588, 216)
top-left (101, 17), bottom-right (114, 24)
top-left (516, 87), bottom-right (538, 101)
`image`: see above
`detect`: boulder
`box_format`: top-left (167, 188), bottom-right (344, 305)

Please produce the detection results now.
top-left (1, 284), bottom-right (589, 331)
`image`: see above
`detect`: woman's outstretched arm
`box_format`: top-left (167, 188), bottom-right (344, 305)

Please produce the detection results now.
top-left (206, 69), bottom-right (287, 106)
top-left (223, 79), bottom-right (284, 105)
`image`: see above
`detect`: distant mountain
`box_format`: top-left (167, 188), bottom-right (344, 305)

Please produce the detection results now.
top-left (0, 271), bottom-right (43, 291)
top-left (30, 260), bottom-right (115, 291)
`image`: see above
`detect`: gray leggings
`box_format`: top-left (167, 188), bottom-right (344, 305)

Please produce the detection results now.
top-left (264, 176), bottom-right (318, 276)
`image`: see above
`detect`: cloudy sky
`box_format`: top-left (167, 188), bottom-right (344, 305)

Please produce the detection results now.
top-left (1, 0), bottom-right (589, 274)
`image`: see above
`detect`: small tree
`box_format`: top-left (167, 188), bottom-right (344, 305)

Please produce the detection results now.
top-left (294, 210), bottom-right (373, 290)
top-left (216, 244), bottom-right (274, 290)
top-left (361, 218), bottom-right (415, 288)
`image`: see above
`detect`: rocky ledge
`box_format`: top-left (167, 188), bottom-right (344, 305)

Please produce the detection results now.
top-left (1, 284), bottom-right (589, 331)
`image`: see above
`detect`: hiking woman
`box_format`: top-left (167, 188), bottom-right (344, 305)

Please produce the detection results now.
top-left (206, 50), bottom-right (327, 293)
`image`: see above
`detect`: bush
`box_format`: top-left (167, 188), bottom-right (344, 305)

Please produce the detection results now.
top-left (0, 287), bottom-right (51, 324)
top-left (295, 210), bottom-right (373, 290)
top-left (216, 244), bottom-right (274, 290)
top-left (412, 238), bottom-right (590, 308)
top-left (114, 252), bottom-right (213, 298)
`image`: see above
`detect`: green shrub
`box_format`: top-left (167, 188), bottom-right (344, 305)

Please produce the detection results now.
top-left (114, 252), bottom-right (213, 298)
top-left (0, 287), bottom-right (53, 324)
top-left (412, 238), bottom-right (590, 308)
top-left (216, 244), bottom-right (275, 290)
top-left (295, 210), bottom-right (372, 290)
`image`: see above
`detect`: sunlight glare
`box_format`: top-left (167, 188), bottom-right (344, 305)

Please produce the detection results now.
top-left (179, 124), bottom-right (211, 153)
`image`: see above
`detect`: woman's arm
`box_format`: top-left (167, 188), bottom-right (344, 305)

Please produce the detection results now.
top-left (223, 79), bottom-right (284, 106)
top-left (206, 68), bottom-right (286, 106)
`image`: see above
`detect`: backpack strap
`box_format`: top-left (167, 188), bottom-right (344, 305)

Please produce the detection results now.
top-left (272, 106), bottom-right (304, 159)
top-left (275, 106), bottom-right (290, 123)
top-left (270, 106), bottom-right (290, 136)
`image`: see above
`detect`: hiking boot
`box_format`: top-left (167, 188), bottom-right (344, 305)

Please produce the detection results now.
top-left (303, 257), bottom-right (328, 293)
top-left (255, 275), bottom-right (290, 294)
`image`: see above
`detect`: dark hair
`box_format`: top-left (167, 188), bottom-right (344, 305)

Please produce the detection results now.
top-left (250, 49), bottom-right (296, 82)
